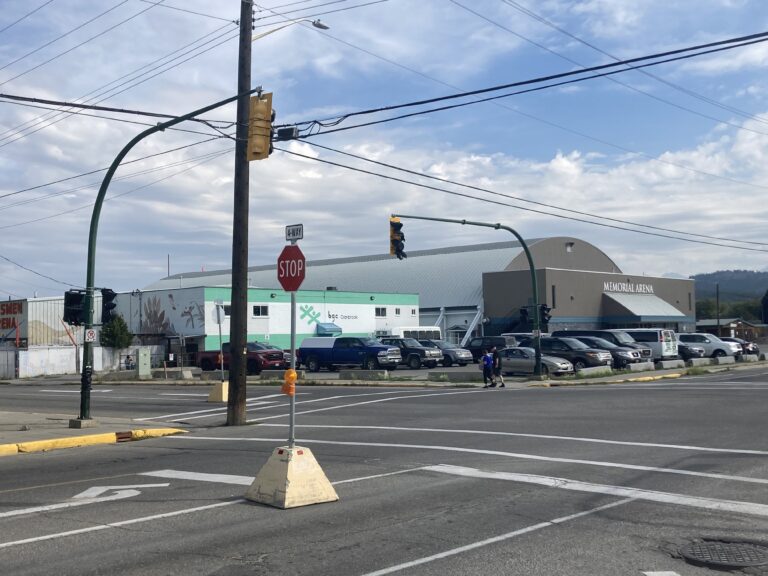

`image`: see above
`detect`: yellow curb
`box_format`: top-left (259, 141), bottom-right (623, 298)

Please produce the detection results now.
top-left (527, 382), bottom-right (550, 387)
top-left (0, 443), bottom-right (19, 456)
top-left (17, 433), bottom-right (118, 453)
top-left (130, 428), bottom-right (187, 440)
top-left (662, 373), bottom-right (683, 379)
top-left (627, 376), bottom-right (663, 382)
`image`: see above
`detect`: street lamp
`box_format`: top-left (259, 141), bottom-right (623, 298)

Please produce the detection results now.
top-left (252, 19), bottom-right (329, 42)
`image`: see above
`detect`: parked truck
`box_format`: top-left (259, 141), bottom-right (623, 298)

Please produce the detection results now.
top-left (196, 341), bottom-right (286, 375)
top-left (297, 336), bottom-right (402, 372)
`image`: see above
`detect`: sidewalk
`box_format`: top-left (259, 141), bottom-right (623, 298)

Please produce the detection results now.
top-left (0, 411), bottom-right (185, 457)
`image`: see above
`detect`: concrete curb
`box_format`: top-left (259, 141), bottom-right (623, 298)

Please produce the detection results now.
top-left (0, 428), bottom-right (187, 457)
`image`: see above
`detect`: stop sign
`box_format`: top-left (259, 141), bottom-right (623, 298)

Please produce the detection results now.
top-left (277, 244), bottom-right (305, 292)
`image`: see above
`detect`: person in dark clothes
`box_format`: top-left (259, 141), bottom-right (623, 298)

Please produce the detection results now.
top-left (491, 345), bottom-right (505, 388)
top-left (481, 349), bottom-right (495, 388)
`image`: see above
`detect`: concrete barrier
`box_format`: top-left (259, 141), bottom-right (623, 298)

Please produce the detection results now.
top-left (713, 356), bottom-right (736, 365)
top-left (686, 358), bottom-right (712, 367)
top-left (761, 353), bottom-right (767, 361)
top-left (428, 371), bottom-right (484, 383)
top-left (576, 366), bottom-right (613, 377)
top-left (339, 370), bottom-right (389, 380)
top-left (628, 361), bottom-right (655, 372)
top-left (736, 354), bottom-right (759, 363)
top-left (654, 360), bottom-right (685, 370)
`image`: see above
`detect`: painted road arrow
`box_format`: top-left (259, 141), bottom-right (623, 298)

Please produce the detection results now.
top-left (0, 483), bottom-right (169, 519)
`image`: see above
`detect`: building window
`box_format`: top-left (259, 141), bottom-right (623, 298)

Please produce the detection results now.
top-left (375, 307), bottom-right (387, 318)
top-left (551, 285), bottom-right (557, 309)
top-left (395, 308), bottom-right (401, 316)
top-left (223, 305), bottom-right (231, 317)
top-left (411, 308), bottom-right (417, 316)
top-left (252, 305), bottom-right (269, 317)
top-left (688, 292), bottom-right (692, 311)
top-left (566, 242), bottom-right (574, 253)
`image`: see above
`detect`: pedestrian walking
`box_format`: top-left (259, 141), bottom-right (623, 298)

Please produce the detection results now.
top-left (491, 345), bottom-right (505, 388)
top-left (481, 349), bottom-right (495, 388)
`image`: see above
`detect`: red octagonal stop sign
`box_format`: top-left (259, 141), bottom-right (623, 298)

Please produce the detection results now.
top-left (277, 244), bottom-right (305, 292)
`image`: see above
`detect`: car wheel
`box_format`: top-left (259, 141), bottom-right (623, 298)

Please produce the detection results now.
top-left (200, 358), bottom-right (214, 371)
top-left (573, 359), bottom-right (587, 370)
top-left (364, 357), bottom-right (379, 371)
top-left (712, 349), bottom-right (726, 358)
top-left (307, 356), bottom-right (321, 372)
top-left (408, 355), bottom-right (422, 370)
top-left (442, 356), bottom-right (453, 368)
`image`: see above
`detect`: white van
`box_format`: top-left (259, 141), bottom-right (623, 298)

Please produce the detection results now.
top-left (622, 329), bottom-right (678, 361)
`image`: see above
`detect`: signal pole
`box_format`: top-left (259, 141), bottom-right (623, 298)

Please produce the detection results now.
top-left (227, 0), bottom-right (254, 426)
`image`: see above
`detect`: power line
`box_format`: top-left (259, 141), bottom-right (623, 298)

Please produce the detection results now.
top-left (275, 145), bottom-right (768, 254)
top-left (282, 30), bottom-right (768, 133)
top-left (138, 0), bottom-right (237, 23)
top-left (251, 0), bottom-right (389, 29)
top-left (0, 251), bottom-right (82, 288)
top-left (0, 0), bottom-right (56, 37)
top-left (450, 0), bottom-right (768, 138)
top-left (499, 0), bottom-right (768, 128)
top-left (303, 141), bottom-right (768, 247)
top-left (0, 0), bottom-right (167, 88)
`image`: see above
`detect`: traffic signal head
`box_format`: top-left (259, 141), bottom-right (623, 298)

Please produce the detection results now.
top-left (539, 304), bottom-right (552, 324)
top-left (101, 288), bottom-right (118, 325)
top-left (247, 92), bottom-right (274, 161)
top-left (389, 217), bottom-right (407, 260)
top-left (63, 290), bottom-right (86, 326)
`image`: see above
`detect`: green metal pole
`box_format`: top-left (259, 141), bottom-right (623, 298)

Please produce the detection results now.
top-left (391, 214), bottom-right (542, 376)
top-left (75, 89), bottom-right (260, 423)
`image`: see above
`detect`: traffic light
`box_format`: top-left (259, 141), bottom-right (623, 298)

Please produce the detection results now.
top-left (389, 217), bottom-right (407, 260)
top-left (539, 304), bottom-right (552, 325)
top-left (519, 306), bottom-right (529, 327)
top-left (247, 92), bottom-right (274, 161)
top-left (63, 290), bottom-right (86, 326)
top-left (101, 288), bottom-right (118, 325)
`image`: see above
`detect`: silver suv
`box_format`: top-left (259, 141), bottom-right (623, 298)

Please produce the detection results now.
top-left (677, 333), bottom-right (742, 358)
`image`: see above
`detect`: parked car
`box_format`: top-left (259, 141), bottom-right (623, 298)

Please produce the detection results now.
top-left (196, 341), bottom-right (286, 374)
top-left (418, 339), bottom-right (473, 367)
top-left (677, 333), bottom-right (741, 358)
top-left (519, 336), bottom-right (612, 370)
top-left (677, 342), bottom-right (705, 361)
top-left (379, 337), bottom-right (443, 369)
top-left (550, 330), bottom-right (652, 360)
top-left (720, 337), bottom-right (760, 356)
top-left (252, 341), bottom-right (291, 365)
top-left (621, 329), bottom-right (678, 361)
top-left (498, 347), bottom-right (574, 377)
top-left (298, 336), bottom-right (401, 372)
top-left (465, 336), bottom-right (518, 362)
top-left (570, 336), bottom-right (643, 369)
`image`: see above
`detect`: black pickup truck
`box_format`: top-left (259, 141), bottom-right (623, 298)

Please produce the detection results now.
top-left (379, 337), bottom-right (443, 369)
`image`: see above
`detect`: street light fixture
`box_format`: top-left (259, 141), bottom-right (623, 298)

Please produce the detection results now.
top-left (252, 18), bottom-right (330, 42)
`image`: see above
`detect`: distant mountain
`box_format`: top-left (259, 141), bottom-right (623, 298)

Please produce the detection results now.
top-left (691, 270), bottom-right (768, 301)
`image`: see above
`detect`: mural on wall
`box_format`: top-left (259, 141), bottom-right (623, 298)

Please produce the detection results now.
top-left (125, 289), bottom-right (209, 338)
top-left (142, 296), bottom-right (175, 335)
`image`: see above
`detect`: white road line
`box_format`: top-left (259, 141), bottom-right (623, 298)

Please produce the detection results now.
top-left (257, 423), bottom-right (768, 455)
top-left (141, 467), bottom-right (426, 486)
top-left (246, 390), bottom-right (483, 423)
top-left (171, 436), bottom-right (768, 486)
top-left (643, 572), bottom-right (682, 575)
top-left (427, 464), bottom-right (768, 517)
top-left (358, 498), bottom-right (633, 576)
top-left (159, 393), bottom-right (210, 397)
top-left (0, 468), bottom-right (424, 550)
top-left (40, 389), bottom-right (111, 393)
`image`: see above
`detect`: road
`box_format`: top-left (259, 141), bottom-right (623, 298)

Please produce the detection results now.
top-left (1, 368), bottom-right (767, 575)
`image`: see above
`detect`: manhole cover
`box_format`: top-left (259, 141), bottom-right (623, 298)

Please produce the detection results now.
top-left (680, 540), bottom-right (768, 569)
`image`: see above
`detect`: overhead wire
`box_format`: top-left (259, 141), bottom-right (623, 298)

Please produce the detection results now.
top-left (275, 145), bottom-right (768, 253)
top-left (137, 0), bottom-right (237, 23)
top-left (0, 0), bottom-right (56, 37)
top-left (251, 0), bottom-right (389, 29)
top-left (450, 0), bottom-right (768, 137)
top-left (500, 0), bottom-right (768, 128)
top-left (301, 141), bottom-right (768, 247)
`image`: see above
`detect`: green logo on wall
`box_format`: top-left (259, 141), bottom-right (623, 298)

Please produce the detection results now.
top-left (300, 304), bottom-right (321, 326)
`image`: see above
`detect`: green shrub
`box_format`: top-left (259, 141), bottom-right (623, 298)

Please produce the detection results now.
top-left (100, 315), bottom-right (133, 349)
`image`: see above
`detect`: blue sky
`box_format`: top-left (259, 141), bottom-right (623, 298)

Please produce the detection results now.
top-left (1, 0), bottom-right (768, 299)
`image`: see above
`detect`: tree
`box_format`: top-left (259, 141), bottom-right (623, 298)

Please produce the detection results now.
top-left (695, 299), bottom-right (717, 320)
top-left (100, 315), bottom-right (133, 349)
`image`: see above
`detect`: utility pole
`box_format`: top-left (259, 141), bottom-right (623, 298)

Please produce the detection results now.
top-left (227, 0), bottom-right (253, 426)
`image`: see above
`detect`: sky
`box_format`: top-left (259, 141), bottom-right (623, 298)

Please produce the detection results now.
top-left (1, 0), bottom-right (768, 300)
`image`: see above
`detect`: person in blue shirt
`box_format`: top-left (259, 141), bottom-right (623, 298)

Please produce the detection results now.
top-left (481, 349), bottom-right (495, 388)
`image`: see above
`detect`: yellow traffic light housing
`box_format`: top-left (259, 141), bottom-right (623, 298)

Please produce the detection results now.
top-left (389, 217), bottom-right (406, 260)
top-left (247, 92), bottom-right (273, 161)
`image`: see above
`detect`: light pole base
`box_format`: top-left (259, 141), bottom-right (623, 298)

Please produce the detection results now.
top-left (69, 418), bottom-right (98, 429)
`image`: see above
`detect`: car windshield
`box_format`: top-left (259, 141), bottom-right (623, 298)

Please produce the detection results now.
top-left (402, 338), bottom-right (422, 347)
top-left (610, 332), bottom-right (636, 344)
top-left (361, 339), bottom-right (380, 346)
top-left (559, 338), bottom-right (589, 349)
top-left (422, 340), bottom-right (449, 349)
top-left (247, 343), bottom-right (267, 351)
top-left (587, 337), bottom-right (617, 349)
